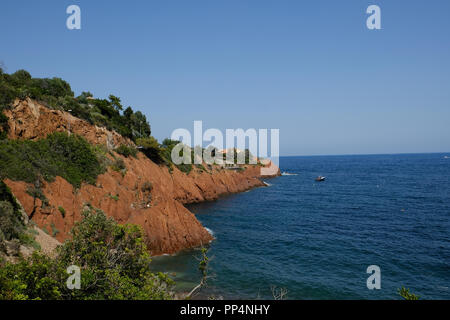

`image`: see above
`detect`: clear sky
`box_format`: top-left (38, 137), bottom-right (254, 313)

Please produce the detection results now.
top-left (1, 0), bottom-right (449, 156)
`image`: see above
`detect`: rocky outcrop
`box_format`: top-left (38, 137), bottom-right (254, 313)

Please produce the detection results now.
top-left (4, 98), bottom-right (133, 149)
top-left (1, 198), bottom-right (60, 263)
top-left (2, 99), bottom-right (279, 255)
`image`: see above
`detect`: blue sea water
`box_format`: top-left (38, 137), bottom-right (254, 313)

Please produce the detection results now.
top-left (151, 154), bottom-right (450, 299)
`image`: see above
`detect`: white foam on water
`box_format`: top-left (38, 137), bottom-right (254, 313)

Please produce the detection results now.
top-left (205, 227), bottom-right (214, 236)
top-left (281, 172), bottom-right (298, 176)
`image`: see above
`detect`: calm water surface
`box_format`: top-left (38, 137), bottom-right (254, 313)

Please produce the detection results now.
top-left (151, 154), bottom-right (450, 299)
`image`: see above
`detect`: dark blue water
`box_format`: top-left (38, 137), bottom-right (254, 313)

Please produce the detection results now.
top-left (151, 154), bottom-right (450, 299)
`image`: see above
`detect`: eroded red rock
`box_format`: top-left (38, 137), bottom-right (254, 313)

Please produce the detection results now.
top-left (3, 99), bottom-right (279, 255)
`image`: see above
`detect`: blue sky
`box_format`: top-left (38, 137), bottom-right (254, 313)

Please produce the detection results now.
top-left (1, 0), bottom-right (449, 156)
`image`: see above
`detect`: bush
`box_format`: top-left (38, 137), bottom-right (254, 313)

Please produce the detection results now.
top-left (0, 201), bottom-right (25, 244)
top-left (0, 208), bottom-right (174, 300)
top-left (115, 144), bottom-right (137, 158)
top-left (58, 208), bottom-right (173, 299)
top-left (26, 186), bottom-right (49, 209)
top-left (136, 137), bottom-right (166, 164)
top-left (398, 287), bottom-right (420, 300)
top-left (0, 251), bottom-right (65, 300)
top-left (58, 206), bottom-right (66, 218)
top-left (136, 136), bottom-right (159, 149)
top-left (147, 138), bottom-right (197, 174)
top-left (176, 163), bottom-right (193, 174)
top-left (107, 193), bottom-right (119, 201)
top-left (50, 223), bottom-right (59, 237)
top-left (0, 182), bottom-right (26, 250)
top-left (0, 112), bottom-right (8, 140)
top-left (0, 132), bottom-right (105, 188)
top-left (111, 158), bottom-right (126, 172)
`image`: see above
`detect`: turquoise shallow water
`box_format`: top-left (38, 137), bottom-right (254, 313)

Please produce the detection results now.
top-left (151, 154), bottom-right (450, 299)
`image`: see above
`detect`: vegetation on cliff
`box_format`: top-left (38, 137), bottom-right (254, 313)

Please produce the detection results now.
top-left (0, 207), bottom-right (174, 300)
top-left (0, 132), bottom-right (105, 188)
top-left (0, 182), bottom-right (25, 253)
top-left (0, 68), bottom-right (200, 175)
top-left (0, 68), bottom-right (150, 142)
top-left (0, 181), bottom-right (38, 255)
top-left (0, 68), bottom-right (263, 178)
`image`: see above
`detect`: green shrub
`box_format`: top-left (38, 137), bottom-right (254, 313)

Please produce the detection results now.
top-left (58, 206), bottom-right (66, 218)
top-left (115, 144), bottom-right (137, 158)
top-left (398, 287), bottom-right (420, 300)
top-left (156, 138), bottom-right (195, 174)
top-left (0, 112), bottom-right (8, 140)
top-left (58, 208), bottom-right (174, 299)
top-left (136, 137), bottom-right (163, 161)
top-left (0, 251), bottom-right (65, 300)
top-left (107, 193), bottom-right (119, 201)
top-left (0, 200), bottom-right (25, 243)
top-left (26, 186), bottom-right (49, 208)
top-left (0, 208), bottom-right (174, 300)
top-left (0, 181), bottom-right (41, 252)
top-left (176, 163), bottom-right (193, 174)
top-left (0, 132), bottom-right (105, 188)
top-left (111, 158), bottom-right (126, 172)
top-left (0, 181), bottom-right (21, 214)
top-left (50, 223), bottom-right (59, 237)
top-left (0, 182), bottom-right (26, 247)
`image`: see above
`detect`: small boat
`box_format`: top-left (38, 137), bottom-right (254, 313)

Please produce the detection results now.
top-left (315, 176), bottom-right (326, 182)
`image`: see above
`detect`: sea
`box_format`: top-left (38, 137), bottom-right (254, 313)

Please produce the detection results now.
top-left (151, 154), bottom-right (450, 299)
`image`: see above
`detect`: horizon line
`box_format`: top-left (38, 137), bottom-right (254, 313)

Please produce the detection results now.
top-left (279, 151), bottom-right (450, 158)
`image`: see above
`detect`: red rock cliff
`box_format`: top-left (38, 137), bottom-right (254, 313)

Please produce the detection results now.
top-left (2, 99), bottom-right (279, 255)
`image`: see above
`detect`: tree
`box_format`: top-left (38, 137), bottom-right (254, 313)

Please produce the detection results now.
top-left (81, 91), bottom-right (93, 98)
top-left (11, 70), bottom-right (31, 83)
top-left (186, 246), bottom-right (210, 299)
top-left (0, 181), bottom-right (25, 245)
top-left (108, 94), bottom-right (123, 112)
top-left (77, 91), bottom-right (93, 103)
top-left (136, 136), bottom-right (159, 149)
top-left (0, 113), bottom-right (8, 140)
top-left (136, 136), bottom-right (164, 163)
top-left (0, 252), bottom-right (64, 300)
top-left (123, 106), bottom-right (133, 119)
top-left (131, 111), bottom-right (151, 138)
top-left (58, 207), bottom-right (173, 299)
top-left (0, 207), bottom-right (174, 300)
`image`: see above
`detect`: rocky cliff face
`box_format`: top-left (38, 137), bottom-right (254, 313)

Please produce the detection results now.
top-left (2, 99), bottom-right (279, 255)
top-left (4, 98), bottom-right (133, 149)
